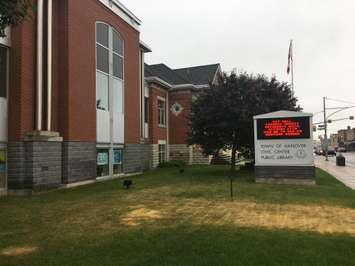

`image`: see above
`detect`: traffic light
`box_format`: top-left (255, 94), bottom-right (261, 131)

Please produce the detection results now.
top-left (350, 116), bottom-right (354, 120)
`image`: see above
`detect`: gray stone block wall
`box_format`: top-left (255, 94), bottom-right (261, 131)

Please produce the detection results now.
top-left (255, 166), bottom-right (315, 179)
top-left (124, 144), bottom-right (150, 173)
top-left (7, 142), bottom-right (29, 190)
top-left (7, 141), bottom-right (62, 191)
top-left (62, 142), bottom-right (96, 184)
top-left (169, 144), bottom-right (210, 165)
top-left (169, 144), bottom-right (192, 165)
top-left (151, 144), bottom-right (159, 168)
top-left (192, 146), bottom-right (211, 165)
top-left (28, 142), bottom-right (62, 190)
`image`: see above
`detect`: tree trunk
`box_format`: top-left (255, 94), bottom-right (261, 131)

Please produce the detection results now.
top-left (230, 144), bottom-right (237, 174)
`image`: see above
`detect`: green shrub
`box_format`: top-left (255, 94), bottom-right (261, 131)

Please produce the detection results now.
top-left (158, 160), bottom-right (186, 168)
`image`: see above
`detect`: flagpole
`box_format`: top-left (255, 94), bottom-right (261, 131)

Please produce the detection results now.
top-left (291, 39), bottom-right (294, 93)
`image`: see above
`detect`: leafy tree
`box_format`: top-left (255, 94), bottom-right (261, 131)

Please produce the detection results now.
top-left (0, 0), bottom-right (32, 38)
top-left (188, 72), bottom-right (301, 173)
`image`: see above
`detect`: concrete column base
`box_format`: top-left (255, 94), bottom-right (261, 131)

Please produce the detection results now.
top-left (25, 130), bottom-right (63, 142)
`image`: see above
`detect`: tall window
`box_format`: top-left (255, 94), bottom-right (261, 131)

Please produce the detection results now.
top-left (158, 99), bottom-right (166, 127)
top-left (0, 46), bottom-right (8, 98)
top-left (144, 97), bottom-right (149, 123)
top-left (96, 23), bottom-right (124, 112)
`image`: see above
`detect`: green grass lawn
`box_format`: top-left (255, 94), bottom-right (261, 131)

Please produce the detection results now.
top-left (1, 166), bottom-right (355, 266)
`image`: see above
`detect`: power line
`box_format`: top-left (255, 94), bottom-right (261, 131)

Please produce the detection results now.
top-left (326, 97), bottom-right (355, 105)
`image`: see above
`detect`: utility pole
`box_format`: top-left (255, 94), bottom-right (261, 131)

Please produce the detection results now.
top-left (323, 97), bottom-right (329, 161)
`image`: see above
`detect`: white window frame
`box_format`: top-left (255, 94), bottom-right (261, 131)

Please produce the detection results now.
top-left (95, 22), bottom-right (125, 113)
top-left (157, 96), bottom-right (166, 128)
top-left (95, 22), bottom-right (125, 178)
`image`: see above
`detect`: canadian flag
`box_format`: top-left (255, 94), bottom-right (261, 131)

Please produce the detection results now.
top-left (287, 40), bottom-right (293, 74)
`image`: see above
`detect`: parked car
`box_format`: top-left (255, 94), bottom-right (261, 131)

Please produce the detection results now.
top-left (327, 150), bottom-right (337, 156)
top-left (338, 147), bottom-right (347, 153)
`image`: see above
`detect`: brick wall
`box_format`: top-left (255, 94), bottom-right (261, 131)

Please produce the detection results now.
top-left (9, 13), bottom-right (36, 141)
top-left (148, 83), bottom-right (168, 144)
top-left (169, 90), bottom-right (193, 145)
top-left (9, 0), bottom-right (141, 144)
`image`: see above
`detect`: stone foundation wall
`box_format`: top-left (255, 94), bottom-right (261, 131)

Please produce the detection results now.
top-left (169, 144), bottom-right (192, 165)
top-left (7, 141), bottom-right (62, 191)
top-left (62, 142), bottom-right (96, 184)
top-left (7, 142), bottom-right (28, 190)
top-left (169, 144), bottom-right (210, 165)
top-left (5, 142), bottom-right (151, 194)
top-left (255, 166), bottom-right (315, 185)
top-left (124, 144), bottom-right (150, 173)
top-left (191, 146), bottom-right (211, 165)
top-left (150, 144), bottom-right (159, 168)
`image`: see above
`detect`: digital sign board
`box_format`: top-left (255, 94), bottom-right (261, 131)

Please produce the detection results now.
top-left (257, 117), bottom-right (310, 140)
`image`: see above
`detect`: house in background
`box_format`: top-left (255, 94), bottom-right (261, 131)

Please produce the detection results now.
top-left (144, 63), bottom-right (221, 167)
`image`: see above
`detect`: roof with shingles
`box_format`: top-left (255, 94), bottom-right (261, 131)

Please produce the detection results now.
top-left (174, 64), bottom-right (220, 85)
top-left (144, 64), bottom-right (189, 85)
top-left (145, 63), bottom-right (220, 87)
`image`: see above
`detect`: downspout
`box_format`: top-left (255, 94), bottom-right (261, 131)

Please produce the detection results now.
top-left (47, 0), bottom-right (53, 131)
top-left (36, 0), bottom-right (44, 131)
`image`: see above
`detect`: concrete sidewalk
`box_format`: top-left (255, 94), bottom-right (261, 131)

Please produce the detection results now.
top-left (315, 157), bottom-right (355, 190)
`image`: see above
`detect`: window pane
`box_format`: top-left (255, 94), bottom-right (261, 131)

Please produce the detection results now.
top-left (144, 97), bottom-right (149, 123)
top-left (113, 148), bottom-right (123, 175)
top-left (96, 71), bottom-right (109, 111)
top-left (112, 78), bottom-right (123, 113)
top-left (113, 54), bottom-right (123, 79)
top-left (96, 23), bottom-right (109, 47)
top-left (113, 31), bottom-right (123, 55)
top-left (96, 45), bottom-right (109, 74)
top-left (158, 100), bottom-right (166, 126)
top-left (97, 149), bottom-right (109, 177)
top-left (0, 47), bottom-right (7, 98)
top-left (113, 149), bottom-right (122, 165)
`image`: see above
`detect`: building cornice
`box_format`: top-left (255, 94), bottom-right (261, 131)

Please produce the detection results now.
top-left (140, 41), bottom-right (152, 53)
top-left (145, 76), bottom-right (209, 92)
top-left (98, 0), bottom-right (141, 31)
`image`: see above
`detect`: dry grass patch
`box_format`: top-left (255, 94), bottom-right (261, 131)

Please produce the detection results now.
top-left (1, 246), bottom-right (38, 257)
top-left (121, 207), bottom-right (163, 226)
top-left (169, 199), bottom-right (355, 236)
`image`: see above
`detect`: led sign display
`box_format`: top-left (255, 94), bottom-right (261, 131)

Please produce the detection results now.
top-left (257, 117), bottom-right (310, 140)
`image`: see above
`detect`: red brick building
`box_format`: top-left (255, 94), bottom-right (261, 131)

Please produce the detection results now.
top-left (144, 63), bottom-right (221, 166)
top-left (0, 0), bottom-right (152, 195)
top-left (0, 0), bottom-right (221, 195)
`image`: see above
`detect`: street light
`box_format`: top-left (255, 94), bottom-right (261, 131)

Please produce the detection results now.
top-left (320, 97), bottom-right (355, 161)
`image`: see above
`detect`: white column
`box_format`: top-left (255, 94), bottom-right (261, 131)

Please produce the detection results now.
top-left (47, 0), bottom-right (53, 131)
top-left (36, 0), bottom-right (44, 131)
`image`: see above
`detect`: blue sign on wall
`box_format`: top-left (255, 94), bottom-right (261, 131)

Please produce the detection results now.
top-left (97, 152), bottom-right (109, 166)
top-left (113, 149), bottom-right (122, 165)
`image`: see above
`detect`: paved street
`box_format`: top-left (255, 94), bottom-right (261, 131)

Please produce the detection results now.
top-left (315, 153), bottom-right (355, 189)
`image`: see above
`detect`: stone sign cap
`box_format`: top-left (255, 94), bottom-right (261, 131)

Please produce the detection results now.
top-left (253, 110), bottom-right (313, 120)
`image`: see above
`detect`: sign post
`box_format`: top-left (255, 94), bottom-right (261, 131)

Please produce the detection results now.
top-left (253, 111), bottom-right (315, 185)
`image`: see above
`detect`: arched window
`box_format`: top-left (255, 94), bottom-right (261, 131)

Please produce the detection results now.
top-left (96, 22), bottom-right (124, 113)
